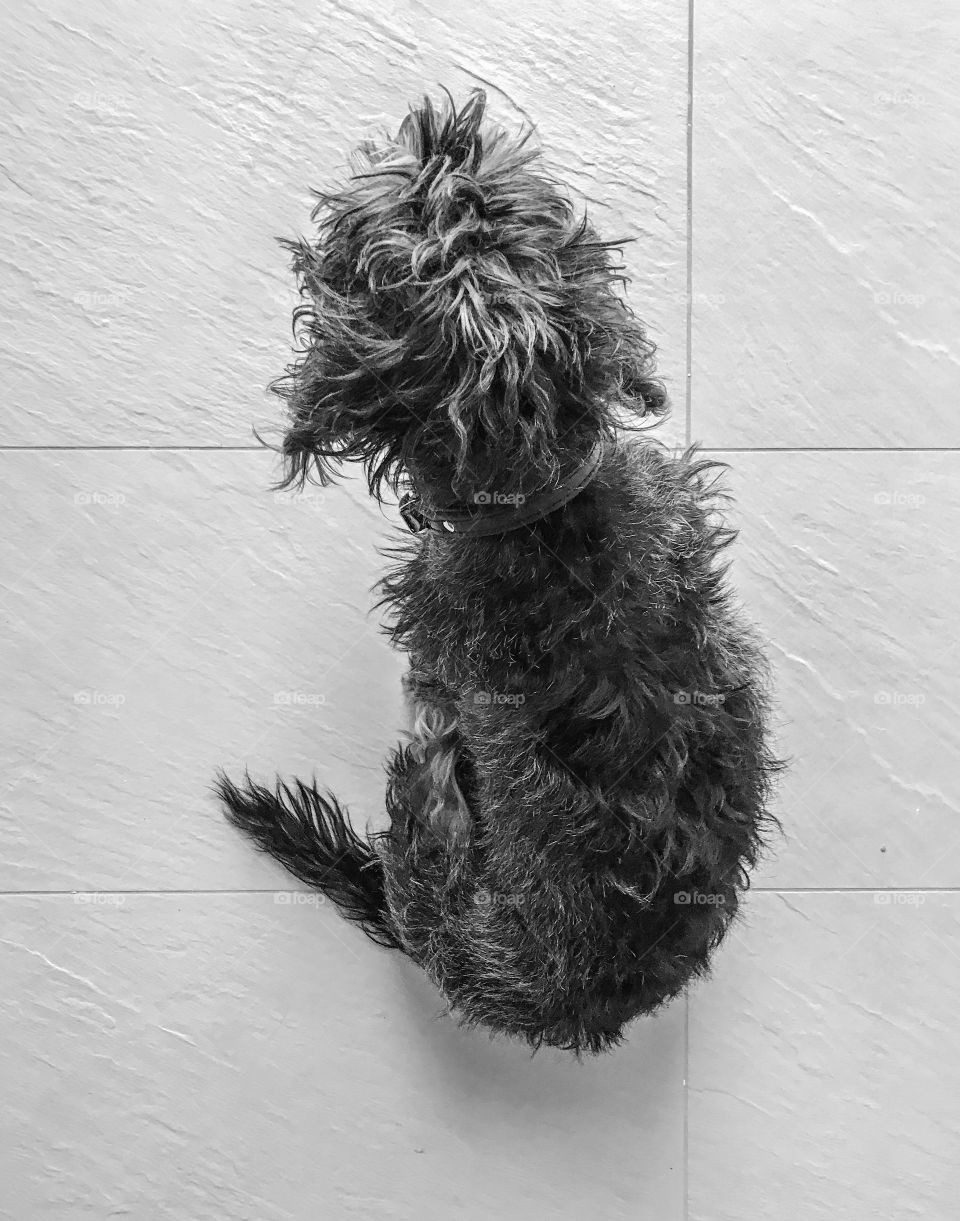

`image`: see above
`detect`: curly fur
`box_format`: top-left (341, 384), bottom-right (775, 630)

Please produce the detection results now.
top-left (218, 88), bottom-right (782, 1055)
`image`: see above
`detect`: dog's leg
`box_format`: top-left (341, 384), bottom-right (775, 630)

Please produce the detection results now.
top-left (398, 688), bottom-right (472, 846)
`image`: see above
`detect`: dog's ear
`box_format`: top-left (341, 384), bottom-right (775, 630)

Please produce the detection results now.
top-left (267, 229), bottom-right (412, 496)
top-left (269, 88), bottom-right (668, 499)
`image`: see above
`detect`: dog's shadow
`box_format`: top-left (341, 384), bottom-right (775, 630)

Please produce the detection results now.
top-left (385, 951), bottom-right (685, 1122)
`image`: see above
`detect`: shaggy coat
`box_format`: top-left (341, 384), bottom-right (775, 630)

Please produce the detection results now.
top-left (218, 89), bottom-right (780, 1054)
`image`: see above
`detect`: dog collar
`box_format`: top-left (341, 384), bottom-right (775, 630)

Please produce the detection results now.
top-left (398, 440), bottom-right (606, 538)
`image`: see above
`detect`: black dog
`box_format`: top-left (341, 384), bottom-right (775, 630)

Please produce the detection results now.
top-left (218, 89), bottom-right (781, 1054)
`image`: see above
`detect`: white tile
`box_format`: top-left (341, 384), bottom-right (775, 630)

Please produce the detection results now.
top-left (0, 893), bottom-right (685, 1220)
top-left (0, 451), bottom-right (408, 890)
top-left (692, 0), bottom-right (959, 446)
top-left (0, 0), bottom-right (686, 446)
top-left (688, 891), bottom-right (960, 1221)
top-left (725, 450), bottom-right (960, 887)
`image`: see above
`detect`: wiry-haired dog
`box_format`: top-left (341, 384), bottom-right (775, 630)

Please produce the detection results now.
top-left (218, 88), bottom-right (781, 1054)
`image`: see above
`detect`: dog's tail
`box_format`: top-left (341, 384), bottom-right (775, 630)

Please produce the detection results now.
top-left (215, 772), bottom-right (402, 950)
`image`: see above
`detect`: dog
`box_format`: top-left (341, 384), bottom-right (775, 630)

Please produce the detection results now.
top-left (217, 88), bottom-right (781, 1054)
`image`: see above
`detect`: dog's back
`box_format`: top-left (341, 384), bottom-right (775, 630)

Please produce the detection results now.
top-left (219, 89), bottom-right (780, 1054)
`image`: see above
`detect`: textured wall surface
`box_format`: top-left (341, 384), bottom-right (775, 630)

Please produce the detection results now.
top-left (1, 0), bottom-right (957, 1217)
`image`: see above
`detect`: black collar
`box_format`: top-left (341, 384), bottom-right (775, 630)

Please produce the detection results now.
top-left (398, 441), bottom-right (606, 538)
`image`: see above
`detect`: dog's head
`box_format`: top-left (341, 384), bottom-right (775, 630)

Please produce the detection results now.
top-left (271, 88), bottom-right (667, 502)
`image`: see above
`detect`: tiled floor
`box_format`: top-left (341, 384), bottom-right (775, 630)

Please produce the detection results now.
top-left (1, 1), bottom-right (956, 1217)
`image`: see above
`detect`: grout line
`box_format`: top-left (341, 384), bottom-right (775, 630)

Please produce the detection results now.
top-left (0, 888), bottom-right (322, 897)
top-left (0, 885), bottom-right (958, 897)
top-left (0, 445), bottom-right (264, 451)
top-left (701, 446), bottom-right (960, 453)
top-left (684, 0), bottom-right (694, 453)
top-left (2, 445), bottom-right (959, 454)
top-left (753, 885), bottom-right (955, 892)
top-left (682, 988), bottom-right (690, 1221)
top-left (683, 9), bottom-right (693, 1211)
